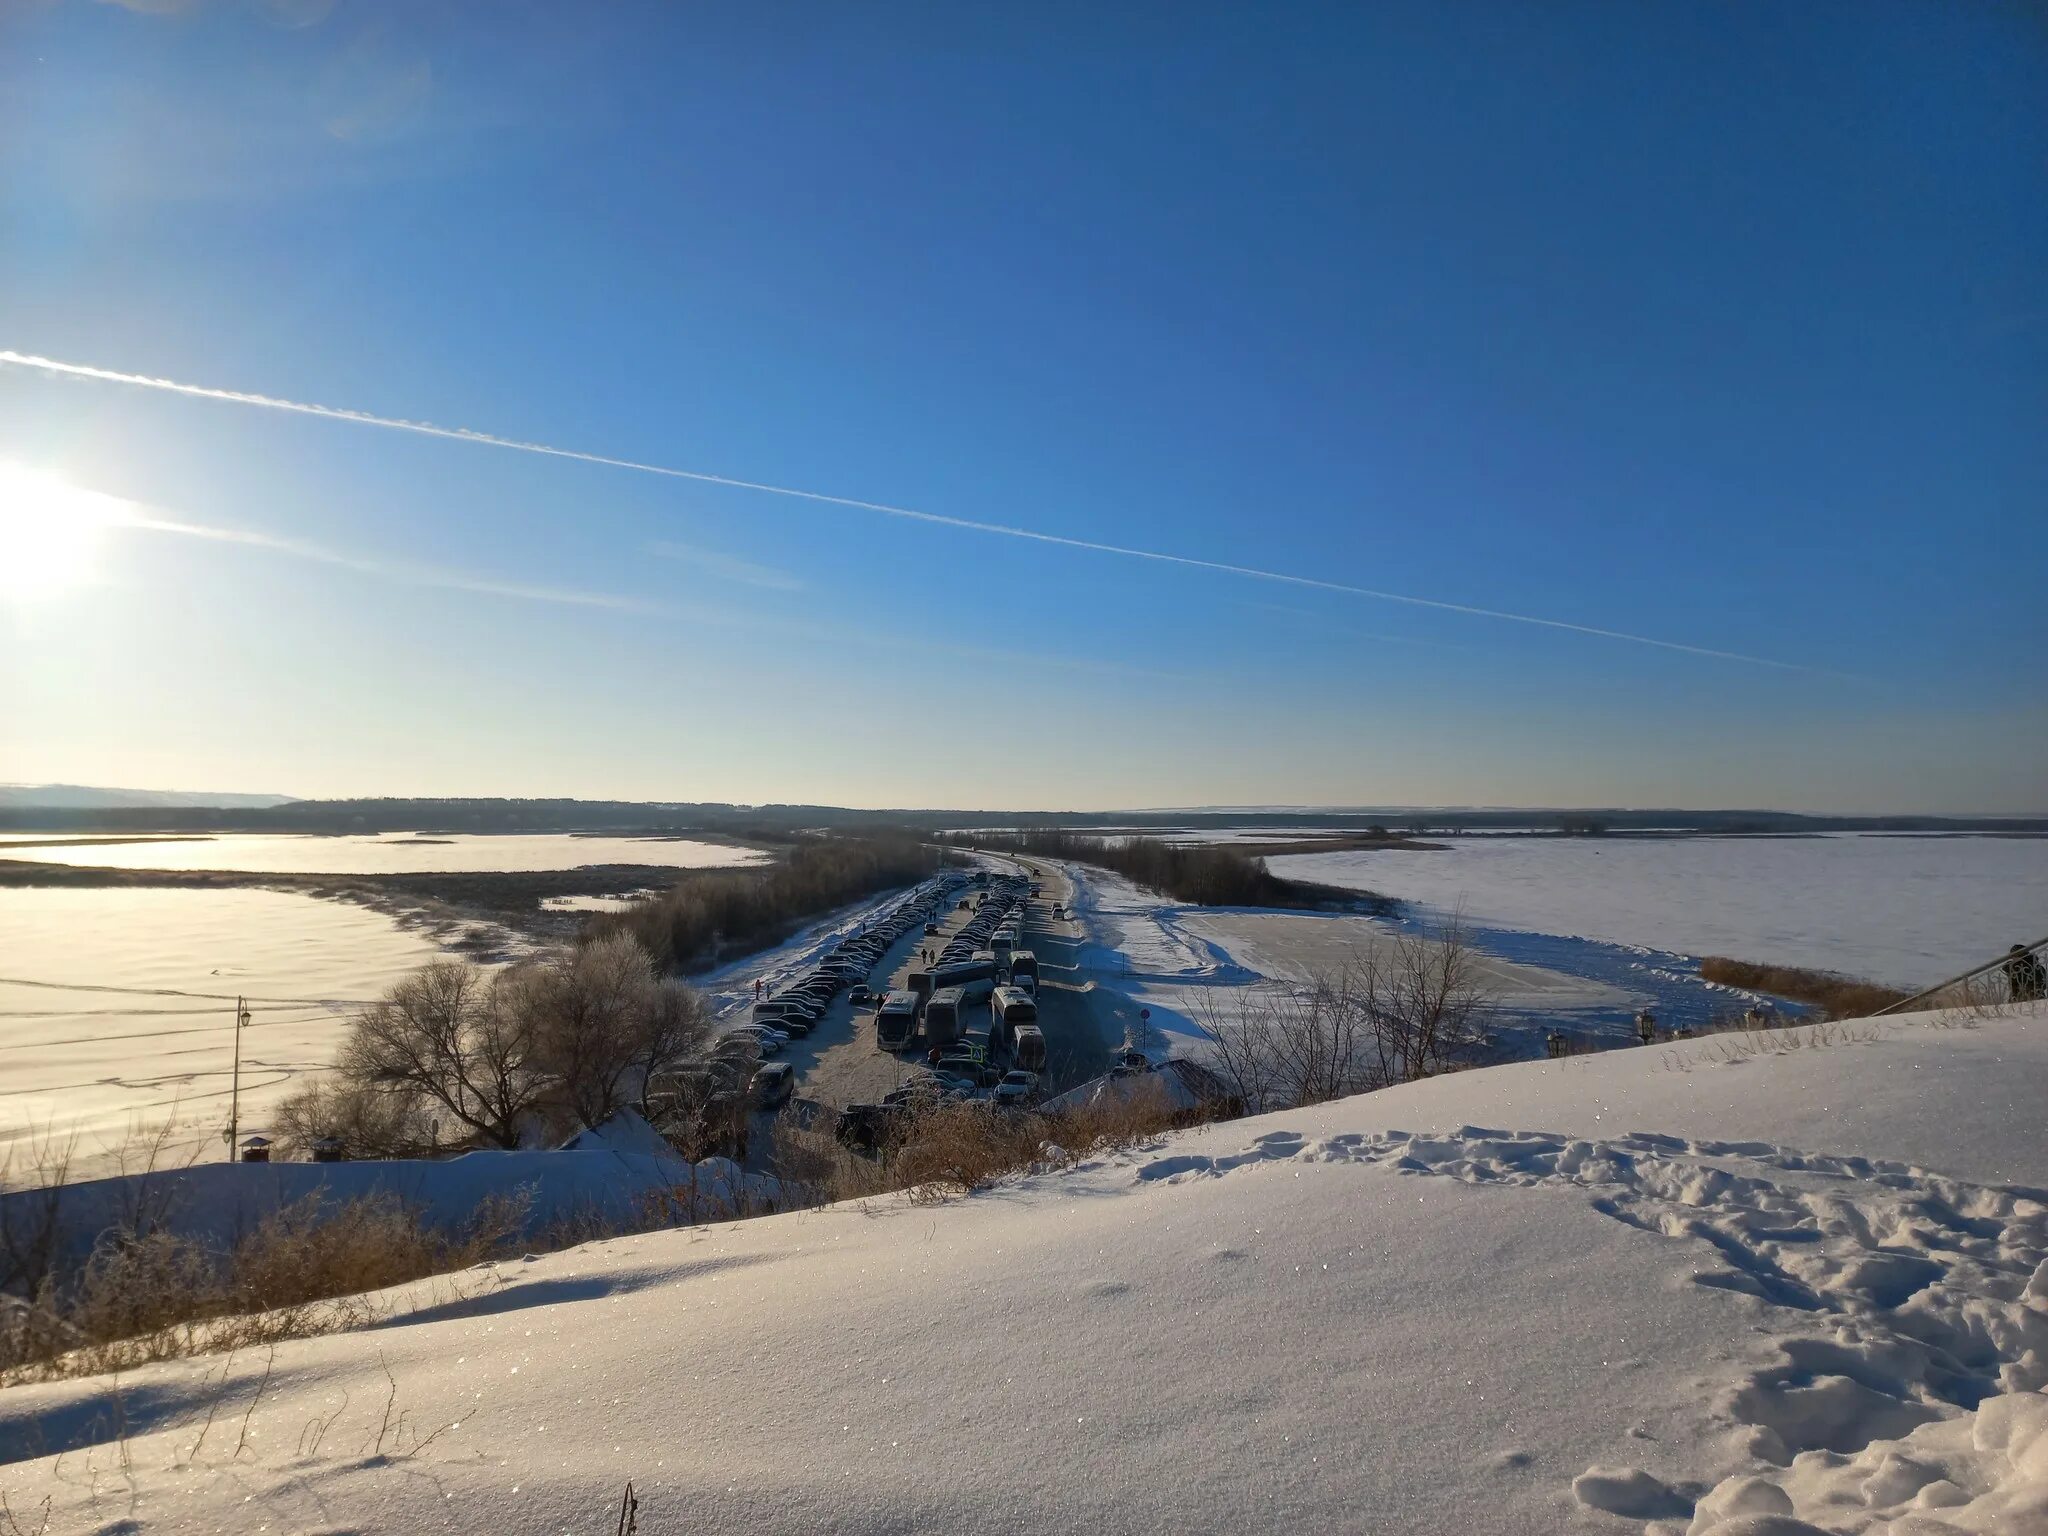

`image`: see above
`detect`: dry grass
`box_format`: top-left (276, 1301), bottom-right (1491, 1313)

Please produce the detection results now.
top-left (1, 1189), bottom-right (530, 1382)
top-left (1697, 957), bottom-right (1907, 1019)
top-left (768, 1091), bottom-right (1233, 1209)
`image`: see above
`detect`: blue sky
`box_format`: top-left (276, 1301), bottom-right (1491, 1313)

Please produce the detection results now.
top-left (1, 0), bottom-right (2042, 812)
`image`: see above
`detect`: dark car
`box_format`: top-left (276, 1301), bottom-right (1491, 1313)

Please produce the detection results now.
top-left (835, 1101), bottom-right (903, 1154)
top-left (751, 1061), bottom-right (795, 1107)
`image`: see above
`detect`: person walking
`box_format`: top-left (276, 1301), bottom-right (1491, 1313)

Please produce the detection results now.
top-left (2003, 943), bottom-right (2046, 1003)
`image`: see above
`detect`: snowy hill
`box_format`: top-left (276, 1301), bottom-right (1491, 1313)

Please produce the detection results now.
top-left (2, 1004), bottom-right (2044, 1535)
top-left (0, 782), bottom-right (294, 810)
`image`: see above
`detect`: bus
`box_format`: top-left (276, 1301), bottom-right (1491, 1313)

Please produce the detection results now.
top-left (1008, 949), bottom-right (1038, 989)
top-left (1011, 1023), bottom-right (1047, 1071)
top-left (923, 985), bottom-right (965, 1046)
top-left (908, 969), bottom-right (935, 1003)
top-left (989, 930), bottom-right (1015, 965)
top-left (875, 989), bottom-right (919, 1052)
top-left (990, 985), bottom-right (1037, 1049)
top-left (929, 959), bottom-right (996, 1004)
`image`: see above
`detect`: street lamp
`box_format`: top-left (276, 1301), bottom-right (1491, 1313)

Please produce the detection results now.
top-left (1635, 1008), bottom-right (1658, 1046)
top-left (224, 995), bottom-right (250, 1160)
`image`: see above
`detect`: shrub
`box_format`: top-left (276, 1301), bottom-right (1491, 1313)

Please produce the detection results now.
top-left (591, 835), bottom-right (944, 971)
top-left (1697, 957), bottom-right (1907, 1020)
top-left (954, 831), bottom-right (1394, 911)
top-left (272, 1079), bottom-right (439, 1161)
top-left (1, 1189), bottom-right (534, 1379)
top-left (1198, 916), bottom-right (1493, 1111)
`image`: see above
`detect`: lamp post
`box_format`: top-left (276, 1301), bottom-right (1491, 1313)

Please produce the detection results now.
top-left (1635, 1008), bottom-right (1658, 1046)
top-left (224, 994), bottom-right (250, 1160)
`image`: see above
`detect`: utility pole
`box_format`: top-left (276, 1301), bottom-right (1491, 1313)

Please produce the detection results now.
top-left (225, 994), bottom-right (249, 1161)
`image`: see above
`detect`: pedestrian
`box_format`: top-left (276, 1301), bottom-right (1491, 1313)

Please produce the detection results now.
top-left (2003, 943), bottom-right (2046, 1003)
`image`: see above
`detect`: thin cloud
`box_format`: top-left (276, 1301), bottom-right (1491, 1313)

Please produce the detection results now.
top-left (104, 505), bottom-right (655, 613)
top-left (1231, 598), bottom-right (1479, 652)
top-left (646, 539), bottom-right (805, 593)
top-left (3, 348), bottom-right (1824, 673)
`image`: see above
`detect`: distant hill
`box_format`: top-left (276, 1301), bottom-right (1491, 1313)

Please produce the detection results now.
top-left (0, 784), bottom-right (296, 811)
top-left (0, 792), bottom-right (2040, 838)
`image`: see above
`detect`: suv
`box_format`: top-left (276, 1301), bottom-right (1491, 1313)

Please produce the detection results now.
top-left (750, 1061), bottom-right (795, 1107)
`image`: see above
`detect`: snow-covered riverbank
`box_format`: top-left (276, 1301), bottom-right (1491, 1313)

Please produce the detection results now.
top-left (5, 1001), bottom-right (2041, 1535)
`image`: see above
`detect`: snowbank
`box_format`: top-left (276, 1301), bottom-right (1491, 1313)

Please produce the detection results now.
top-left (1, 1004), bottom-right (2042, 1536)
top-left (1, 1128), bottom-right (773, 1277)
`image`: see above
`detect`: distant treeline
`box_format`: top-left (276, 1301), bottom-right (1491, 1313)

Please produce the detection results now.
top-left (3, 797), bottom-right (2041, 838)
top-left (588, 835), bottom-right (947, 972)
top-left (960, 832), bottom-right (1396, 913)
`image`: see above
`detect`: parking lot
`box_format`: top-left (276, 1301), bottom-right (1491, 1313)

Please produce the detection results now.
top-left (728, 857), bottom-right (1120, 1151)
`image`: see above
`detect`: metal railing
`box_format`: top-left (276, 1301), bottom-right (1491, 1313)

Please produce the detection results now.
top-left (1873, 932), bottom-right (2048, 1016)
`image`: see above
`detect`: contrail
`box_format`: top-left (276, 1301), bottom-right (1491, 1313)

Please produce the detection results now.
top-left (2, 348), bottom-right (1809, 670)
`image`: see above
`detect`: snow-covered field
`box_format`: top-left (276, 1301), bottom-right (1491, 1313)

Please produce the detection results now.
top-left (1273, 834), bottom-right (2048, 992)
top-left (1052, 861), bottom-right (1633, 1059)
top-left (0, 888), bottom-right (506, 1180)
top-left (4, 1003), bottom-right (2042, 1535)
top-left (0, 832), bottom-right (767, 874)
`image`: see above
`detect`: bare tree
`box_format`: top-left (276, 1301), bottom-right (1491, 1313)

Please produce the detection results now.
top-left (337, 960), bottom-right (546, 1149)
top-left (632, 982), bottom-right (714, 1114)
top-left (519, 934), bottom-right (659, 1131)
top-left (272, 1078), bottom-right (437, 1160)
top-left (1198, 916), bottom-right (1492, 1111)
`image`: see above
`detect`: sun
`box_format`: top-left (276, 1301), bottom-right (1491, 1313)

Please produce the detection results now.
top-left (0, 463), bottom-right (130, 603)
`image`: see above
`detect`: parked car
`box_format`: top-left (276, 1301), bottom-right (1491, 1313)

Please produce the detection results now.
top-left (993, 1070), bottom-right (1040, 1107)
top-left (751, 1061), bottom-right (795, 1107)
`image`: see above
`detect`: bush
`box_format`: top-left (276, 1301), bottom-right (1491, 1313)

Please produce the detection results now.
top-left (766, 1089), bottom-right (1240, 1208)
top-left (956, 831), bottom-right (1302, 907)
top-left (591, 835), bottom-right (944, 971)
top-left (0, 1188), bottom-right (534, 1379)
top-left (1198, 916), bottom-right (1493, 1111)
top-left (319, 938), bottom-right (714, 1148)
top-left (1697, 957), bottom-right (1907, 1020)
top-left (273, 1079), bottom-right (439, 1161)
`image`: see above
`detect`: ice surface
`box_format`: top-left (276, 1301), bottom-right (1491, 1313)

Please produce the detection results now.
top-left (1273, 834), bottom-right (2048, 991)
top-left (0, 832), bottom-right (767, 874)
top-left (0, 887), bottom-right (485, 1179)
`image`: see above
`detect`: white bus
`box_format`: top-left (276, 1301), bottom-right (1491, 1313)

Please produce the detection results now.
top-left (923, 985), bottom-right (966, 1046)
top-left (990, 984), bottom-right (1037, 1048)
top-left (876, 989), bottom-right (919, 1052)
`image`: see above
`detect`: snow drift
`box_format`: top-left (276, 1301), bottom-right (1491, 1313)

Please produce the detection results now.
top-left (1, 1003), bottom-right (2042, 1535)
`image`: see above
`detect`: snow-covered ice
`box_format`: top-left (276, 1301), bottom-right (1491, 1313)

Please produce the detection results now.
top-left (0, 887), bottom-right (505, 1181)
top-left (7, 1000), bottom-right (2039, 1534)
top-left (1273, 834), bottom-right (2048, 992)
top-left (0, 832), bottom-right (767, 875)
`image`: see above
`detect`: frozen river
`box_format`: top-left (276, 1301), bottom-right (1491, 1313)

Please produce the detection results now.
top-left (0, 887), bottom-right (508, 1180)
top-left (0, 831), bottom-right (767, 875)
top-left (1272, 834), bottom-right (2048, 992)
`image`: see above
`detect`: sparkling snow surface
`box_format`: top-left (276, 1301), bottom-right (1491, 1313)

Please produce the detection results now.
top-left (1274, 834), bottom-right (2048, 991)
top-left (3, 1005), bottom-right (2042, 1535)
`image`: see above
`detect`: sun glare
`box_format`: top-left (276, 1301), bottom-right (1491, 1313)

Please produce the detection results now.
top-left (0, 463), bottom-right (129, 603)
